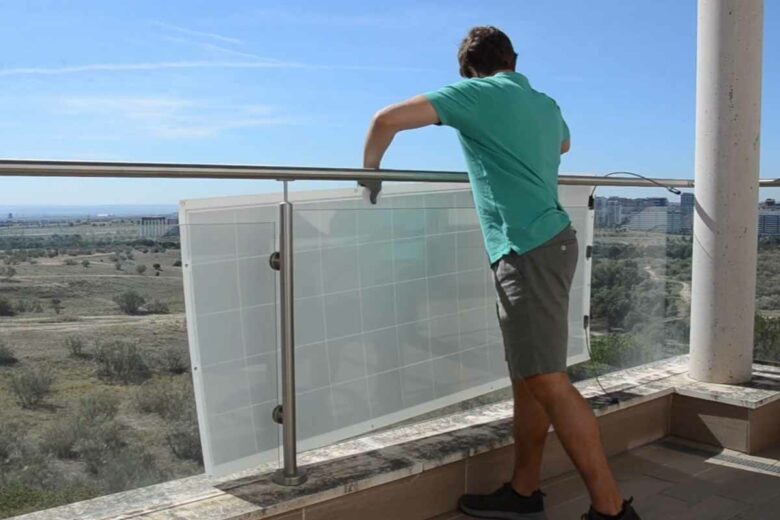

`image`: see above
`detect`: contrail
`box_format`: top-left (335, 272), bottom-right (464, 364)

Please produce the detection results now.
top-left (0, 60), bottom-right (304, 77)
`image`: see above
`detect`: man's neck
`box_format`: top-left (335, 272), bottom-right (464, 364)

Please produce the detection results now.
top-left (479, 69), bottom-right (516, 78)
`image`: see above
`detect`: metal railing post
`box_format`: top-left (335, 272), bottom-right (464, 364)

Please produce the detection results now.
top-left (272, 190), bottom-right (307, 486)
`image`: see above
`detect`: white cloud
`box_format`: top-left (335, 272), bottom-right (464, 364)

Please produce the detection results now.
top-left (0, 60), bottom-right (303, 77)
top-left (162, 36), bottom-right (272, 62)
top-left (151, 21), bottom-right (243, 45)
top-left (58, 96), bottom-right (305, 140)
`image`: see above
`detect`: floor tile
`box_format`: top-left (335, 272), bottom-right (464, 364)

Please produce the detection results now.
top-left (424, 439), bottom-right (780, 520)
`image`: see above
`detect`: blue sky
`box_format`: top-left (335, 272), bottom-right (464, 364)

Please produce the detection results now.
top-left (0, 0), bottom-right (778, 205)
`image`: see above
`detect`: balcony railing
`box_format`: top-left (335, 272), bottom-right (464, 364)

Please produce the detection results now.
top-left (0, 159), bottom-right (778, 518)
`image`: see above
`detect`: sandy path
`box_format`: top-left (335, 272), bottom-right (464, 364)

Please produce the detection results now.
top-left (0, 313), bottom-right (185, 333)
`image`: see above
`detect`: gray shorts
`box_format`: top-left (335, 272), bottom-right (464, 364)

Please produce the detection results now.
top-left (492, 226), bottom-right (578, 380)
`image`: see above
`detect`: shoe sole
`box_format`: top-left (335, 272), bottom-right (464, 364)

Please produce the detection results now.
top-left (458, 504), bottom-right (546, 520)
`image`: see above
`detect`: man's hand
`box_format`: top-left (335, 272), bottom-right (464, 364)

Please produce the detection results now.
top-left (363, 95), bottom-right (439, 170)
top-left (358, 179), bottom-right (382, 204)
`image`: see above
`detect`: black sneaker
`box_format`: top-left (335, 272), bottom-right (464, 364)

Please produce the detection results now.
top-left (581, 498), bottom-right (641, 519)
top-left (458, 484), bottom-right (546, 519)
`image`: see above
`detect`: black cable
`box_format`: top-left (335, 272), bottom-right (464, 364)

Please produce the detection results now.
top-left (589, 171), bottom-right (683, 200)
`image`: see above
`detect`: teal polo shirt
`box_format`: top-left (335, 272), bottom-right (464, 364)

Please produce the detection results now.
top-left (425, 71), bottom-right (571, 265)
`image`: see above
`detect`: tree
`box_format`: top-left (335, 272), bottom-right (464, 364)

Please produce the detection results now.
top-left (136, 264), bottom-right (147, 275)
top-left (50, 298), bottom-right (63, 315)
top-left (152, 263), bottom-right (162, 274)
top-left (82, 259), bottom-right (91, 269)
top-left (113, 290), bottom-right (145, 315)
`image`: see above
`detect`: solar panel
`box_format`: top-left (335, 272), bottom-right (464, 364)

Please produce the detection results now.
top-left (181, 184), bottom-right (593, 476)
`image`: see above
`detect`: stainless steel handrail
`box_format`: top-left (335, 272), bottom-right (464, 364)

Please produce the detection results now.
top-left (1, 159), bottom-right (777, 186)
top-left (1, 159), bottom-right (770, 187)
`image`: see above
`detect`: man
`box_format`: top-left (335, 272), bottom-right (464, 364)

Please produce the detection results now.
top-left (362, 26), bottom-right (640, 520)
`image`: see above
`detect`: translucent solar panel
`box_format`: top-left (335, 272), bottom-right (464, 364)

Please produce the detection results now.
top-left (179, 208), bottom-right (279, 476)
top-left (180, 184), bottom-right (593, 476)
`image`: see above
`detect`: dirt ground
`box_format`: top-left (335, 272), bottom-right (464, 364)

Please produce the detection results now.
top-left (0, 224), bottom-right (201, 518)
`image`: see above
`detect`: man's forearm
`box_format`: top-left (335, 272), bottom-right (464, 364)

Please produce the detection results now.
top-left (362, 96), bottom-right (440, 169)
top-left (363, 119), bottom-right (398, 169)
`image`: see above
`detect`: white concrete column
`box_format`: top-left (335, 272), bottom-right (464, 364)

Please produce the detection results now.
top-left (690, 0), bottom-right (763, 383)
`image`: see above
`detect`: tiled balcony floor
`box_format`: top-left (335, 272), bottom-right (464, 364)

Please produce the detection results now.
top-left (431, 438), bottom-right (780, 520)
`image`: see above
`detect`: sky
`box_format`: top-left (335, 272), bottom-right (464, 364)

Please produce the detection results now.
top-left (0, 0), bottom-right (778, 205)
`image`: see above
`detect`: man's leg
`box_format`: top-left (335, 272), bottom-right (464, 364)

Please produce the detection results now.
top-left (511, 379), bottom-right (551, 496)
top-left (524, 371), bottom-right (623, 516)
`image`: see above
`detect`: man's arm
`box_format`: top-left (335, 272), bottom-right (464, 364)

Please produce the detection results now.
top-left (363, 95), bottom-right (440, 169)
top-left (561, 139), bottom-right (571, 154)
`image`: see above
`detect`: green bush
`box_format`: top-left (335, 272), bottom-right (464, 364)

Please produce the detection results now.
top-left (41, 421), bottom-right (80, 459)
top-left (0, 480), bottom-right (97, 519)
top-left (49, 298), bottom-right (63, 315)
top-left (64, 336), bottom-right (88, 358)
top-left (589, 334), bottom-right (641, 367)
top-left (134, 377), bottom-right (194, 420)
top-left (63, 259), bottom-right (78, 266)
top-left (159, 346), bottom-right (188, 374)
top-left (755, 314), bottom-right (780, 363)
top-left (14, 300), bottom-right (35, 313)
top-left (78, 393), bottom-right (119, 421)
top-left (145, 299), bottom-right (170, 315)
top-left (9, 367), bottom-right (55, 408)
top-left (135, 264), bottom-right (147, 275)
top-left (113, 290), bottom-right (145, 315)
top-left (167, 410), bottom-right (202, 463)
top-left (42, 393), bottom-right (121, 460)
top-left (94, 448), bottom-right (166, 494)
top-left (0, 422), bottom-right (23, 463)
top-left (0, 297), bottom-right (16, 316)
top-left (94, 341), bottom-right (151, 384)
top-left (78, 419), bottom-right (126, 474)
top-left (0, 341), bottom-right (18, 365)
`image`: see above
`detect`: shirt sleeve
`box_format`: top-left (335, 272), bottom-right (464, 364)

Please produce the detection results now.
top-left (424, 81), bottom-right (477, 132)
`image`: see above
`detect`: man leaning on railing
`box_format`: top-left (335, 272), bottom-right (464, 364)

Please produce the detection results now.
top-left (362, 26), bottom-right (640, 520)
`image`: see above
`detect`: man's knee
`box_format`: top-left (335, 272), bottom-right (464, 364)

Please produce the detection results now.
top-left (522, 371), bottom-right (572, 404)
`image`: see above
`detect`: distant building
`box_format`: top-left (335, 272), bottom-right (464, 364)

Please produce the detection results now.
top-left (680, 193), bottom-right (694, 233)
top-left (681, 193), bottom-right (694, 214)
top-left (139, 216), bottom-right (175, 238)
top-left (606, 199), bottom-right (622, 228)
top-left (759, 212), bottom-right (780, 236)
top-left (626, 206), bottom-right (669, 233)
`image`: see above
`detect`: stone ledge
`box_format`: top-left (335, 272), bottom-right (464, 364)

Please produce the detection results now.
top-left (14, 356), bottom-right (780, 520)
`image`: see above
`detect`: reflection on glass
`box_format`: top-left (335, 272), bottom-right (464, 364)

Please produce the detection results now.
top-left (569, 195), bottom-right (692, 381)
top-left (755, 224), bottom-right (780, 364)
